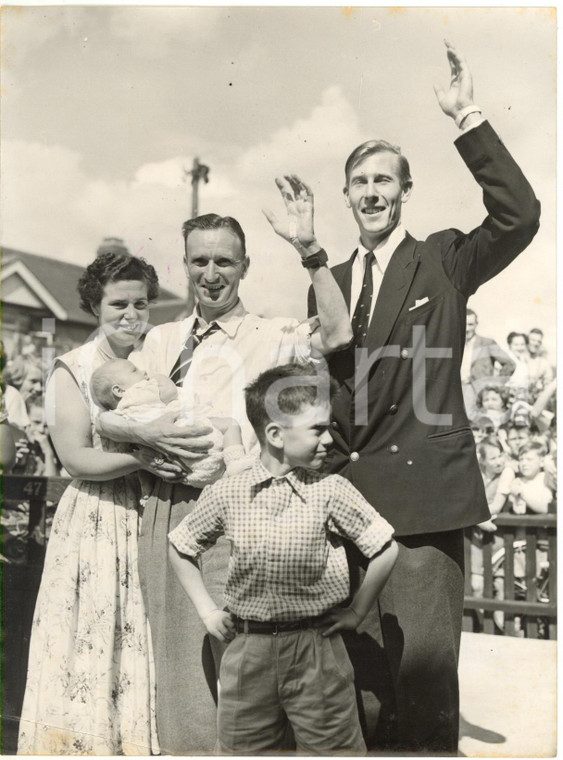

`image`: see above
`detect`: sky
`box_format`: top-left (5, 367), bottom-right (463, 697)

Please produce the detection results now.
top-left (1, 5), bottom-right (557, 354)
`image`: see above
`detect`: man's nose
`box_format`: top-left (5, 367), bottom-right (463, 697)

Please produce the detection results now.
top-left (365, 180), bottom-right (379, 198)
top-left (204, 261), bottom-right (218, 281)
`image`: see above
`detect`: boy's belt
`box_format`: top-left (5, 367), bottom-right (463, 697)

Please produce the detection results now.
top-left (231, 615), bottom-right (323, 635)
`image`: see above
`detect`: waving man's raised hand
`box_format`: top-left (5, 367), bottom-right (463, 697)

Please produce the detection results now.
top-left (433, 40), bottom-right (475, 121)
top-left (263, 174), bottom-right (320, 254)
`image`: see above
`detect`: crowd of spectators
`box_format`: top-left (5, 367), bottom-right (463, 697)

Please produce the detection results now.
top-left (463, 312), bottom-right (556, 634)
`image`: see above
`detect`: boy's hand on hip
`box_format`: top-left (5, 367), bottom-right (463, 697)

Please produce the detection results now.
top-left (203, 609), bottom-right (235, 643)
top-left (320, 606), bottom-right (362, 637)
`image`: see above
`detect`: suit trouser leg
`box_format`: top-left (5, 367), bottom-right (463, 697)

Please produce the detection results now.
top-left (345, 528), bottom-right (464, 754)
top-left (138, 481), bottom-right (227, 755)
top-left (378, 529), bottom-right (465, 754)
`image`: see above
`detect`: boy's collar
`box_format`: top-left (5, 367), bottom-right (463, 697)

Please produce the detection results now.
top-left (249, 459), bottom-right (319, 499)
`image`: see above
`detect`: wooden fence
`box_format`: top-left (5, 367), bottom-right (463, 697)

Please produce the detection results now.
top-left (463, 505), bottom-right (557, 639)
top-left (1, 475), bottom-right (68, 753)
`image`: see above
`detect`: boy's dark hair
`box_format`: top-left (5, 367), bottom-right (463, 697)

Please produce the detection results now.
top-left (245, 362), bottom-right (336, 443)
top-left (518, 440), bottom-right (547, 459)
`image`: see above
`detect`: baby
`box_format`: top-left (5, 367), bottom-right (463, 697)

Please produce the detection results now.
top-left (90, 358), bottom-right (252, 488)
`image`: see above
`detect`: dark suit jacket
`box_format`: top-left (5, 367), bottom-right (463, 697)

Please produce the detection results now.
top-left (469, 334), bottom-right (515, 383)
top-left (309, 121), bottom-right (540, 537)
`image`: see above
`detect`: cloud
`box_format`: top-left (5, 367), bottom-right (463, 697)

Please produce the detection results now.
top-left (1, 78), bottom-right (556, 350)
top-left (108, 7), bottom-right (223, 59)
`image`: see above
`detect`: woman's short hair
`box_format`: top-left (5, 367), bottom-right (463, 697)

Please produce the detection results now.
top-left (78, 251), bottom-right (159, 316)
top-left (506, 331), bottom-right (529, 347)
top-left (476, 384), bottom-right (507, 409)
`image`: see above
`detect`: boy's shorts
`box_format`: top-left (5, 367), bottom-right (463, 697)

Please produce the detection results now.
top-left (216, 625), bottom-right (366, 754)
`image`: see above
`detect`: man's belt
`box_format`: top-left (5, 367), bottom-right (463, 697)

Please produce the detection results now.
top-left (231, 614), bottom-right (323, 635)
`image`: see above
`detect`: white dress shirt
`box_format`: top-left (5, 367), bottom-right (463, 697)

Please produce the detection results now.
top-left (350, 223), bottom-right (407, 322)
top-left (460, 334), bottom-right (476, 385)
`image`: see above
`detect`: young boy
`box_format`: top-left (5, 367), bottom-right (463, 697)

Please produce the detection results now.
top-left (168, 362), bottom-right (398, 754)
top-left (510, 441), bottom-right (554, 515)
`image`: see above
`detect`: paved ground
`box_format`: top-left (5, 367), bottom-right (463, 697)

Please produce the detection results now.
top-left (458, 632), bottom-right (557, 757)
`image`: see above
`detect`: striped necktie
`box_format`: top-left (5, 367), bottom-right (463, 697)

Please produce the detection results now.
top-left (169, 322), bottom-right (221, 387)
top-left (351, 250), bottom-right (375, 346)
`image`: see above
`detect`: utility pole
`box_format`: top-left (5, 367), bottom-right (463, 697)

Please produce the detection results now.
top-left (184, 157), bottom-right (210, 218)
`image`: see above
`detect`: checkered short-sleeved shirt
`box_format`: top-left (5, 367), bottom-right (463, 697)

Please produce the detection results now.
top-left (169, 460), bottom-right (394, 622)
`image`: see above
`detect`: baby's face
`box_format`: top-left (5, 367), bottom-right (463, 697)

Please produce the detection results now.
top-left (113, 361), bottom-right (147, 391)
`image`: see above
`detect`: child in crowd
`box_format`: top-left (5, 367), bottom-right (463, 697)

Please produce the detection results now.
top-left (510, 441), bottom-right (554, 515)
top-left (11, 401), bottom-right (61, 477)
top-left (90, 358), bottom-right (253, 488)
top-left (168, 363), bottom-right (398, 754)
top-left (470, 436), bottom-right (514, 599)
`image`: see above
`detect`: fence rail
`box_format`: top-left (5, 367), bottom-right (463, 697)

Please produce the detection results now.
top-left (463, 508), bottom-right (557, 640)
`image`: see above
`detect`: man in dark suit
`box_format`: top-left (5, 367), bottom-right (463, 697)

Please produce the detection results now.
top-left (308, 41), bottom-right (540, 753)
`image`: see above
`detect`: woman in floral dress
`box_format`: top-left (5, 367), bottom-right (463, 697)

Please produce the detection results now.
top-left (18, 251), bottom-right (178, 755)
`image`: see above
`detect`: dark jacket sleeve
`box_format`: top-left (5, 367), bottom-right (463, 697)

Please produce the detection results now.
top-left (439, 121), bottom-right (541, 298)
top-left (307, 283), bottom-right (317, 318)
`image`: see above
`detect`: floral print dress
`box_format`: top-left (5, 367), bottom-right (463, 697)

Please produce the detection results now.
top-left (17, 340), bottom-right (159, 755)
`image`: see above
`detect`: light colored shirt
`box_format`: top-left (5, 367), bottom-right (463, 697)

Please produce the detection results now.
top-left (350, 223), bottom-right (407, 322)
top-left (132, 301), bottom-right (317, 455)
top-left (4, 384), bottom-right (30, 429)
top-left (526, 355), bottom-right (554, 389)
top-left (461, 334), bottom-right (476, 385)
top-left (482, 466), bottom-right (514, 514)
top-left (169, 460), bottom-right (394, 622)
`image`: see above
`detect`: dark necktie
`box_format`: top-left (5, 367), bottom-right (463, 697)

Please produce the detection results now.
top-left (351, 250), bottom-right (375, 346)
top-left (169, 322), bottom-right (221, 387)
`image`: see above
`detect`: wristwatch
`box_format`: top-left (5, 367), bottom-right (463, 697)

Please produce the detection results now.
top-left (301, 248), bottom-right (329, 269)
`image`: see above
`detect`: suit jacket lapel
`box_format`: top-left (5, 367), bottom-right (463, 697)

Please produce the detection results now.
top-left (329, 253), bottom-right (357, 394)
top-left (335, 251), bottom-right (355, 311)
top-left (366, 233), bottom-right (420, 351)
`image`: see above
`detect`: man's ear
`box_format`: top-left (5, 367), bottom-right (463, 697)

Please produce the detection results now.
top-left (112, 383), bottom-right (125, 400)
top-left (343, 186), bottom-right (351, 208)
top-left (264, 421), bottom-right (284, 450)
top-left (401, 181), bottom-right (413, 204)
top-left (183, 257), bottom-right (190, 278)
top-left (240, 256), bottom-right (250, 280)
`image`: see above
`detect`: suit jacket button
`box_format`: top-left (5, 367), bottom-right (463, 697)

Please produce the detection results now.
top-left (350, 451), bottom-right (360, 462)
top-left (388, 404), bottom-right (398, 415)
top-left (400, 348), bottom-right (410, 359)
top-left (389, 444), bottom-right (399, 454)
top-left (331, 421), bottom-right (339, 429)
